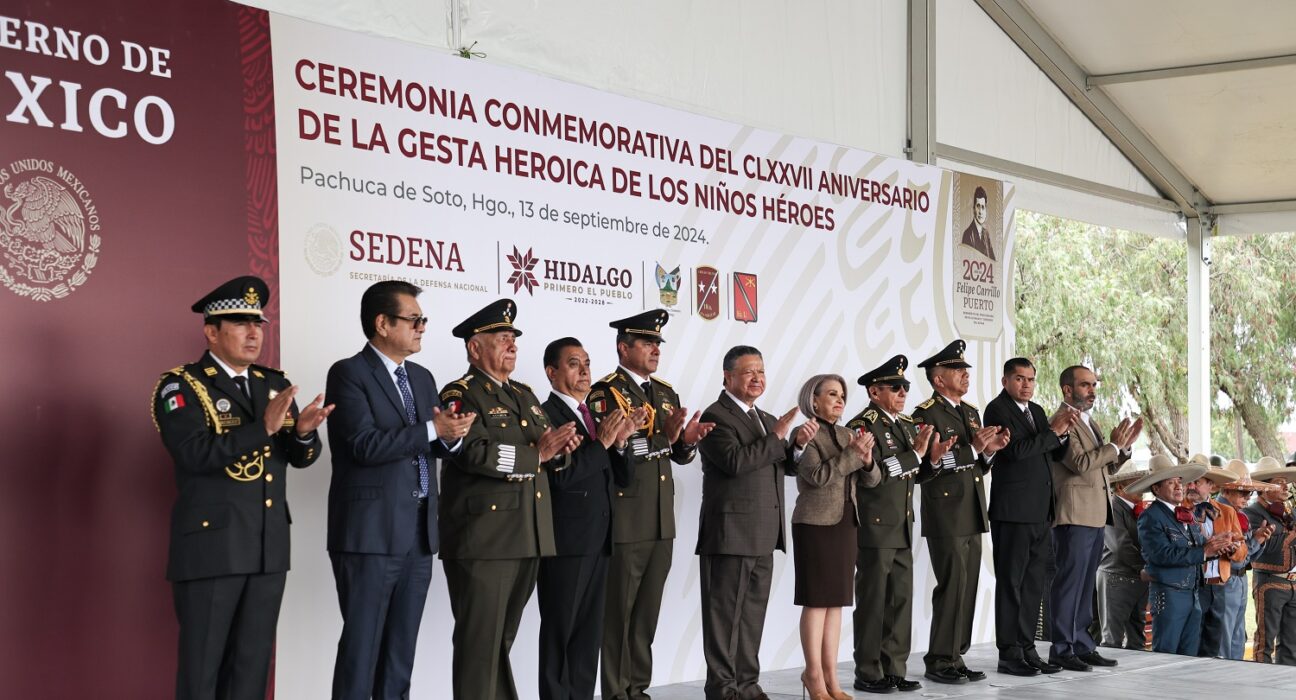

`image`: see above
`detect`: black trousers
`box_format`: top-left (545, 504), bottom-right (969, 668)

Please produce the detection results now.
top-left (329, 524), bottom-right (435, 700)
top-left (990, 520), bottom-right (1051, 659)
top-left (537, 553), bottom-right (610, 700)
top-left (172, 571), bottom-right (286, 700)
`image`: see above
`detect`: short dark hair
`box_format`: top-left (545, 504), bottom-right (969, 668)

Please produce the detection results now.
top-left (543, 337), bottom-right (583, 369)
top-left (1003, 357), bottom-right (1034, 376)
top-left (925, 366), bottom-right (936, 384)
top-left (360, 280), bottom-right (421, 339)
top-left (1059, 365), bottom-right (1088, 388)
top-left (722, 345), bottom-right (762, 371)
top-left (974, 185), bottom-right (988, 203)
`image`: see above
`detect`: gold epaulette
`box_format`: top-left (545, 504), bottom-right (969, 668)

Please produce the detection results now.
top-left (510, 379), bottom-right (533, 393)
top-left (862, 409), bottom-right (879, 423)
top-left (650, 375), bottom-right (674, 389)
top-left (252, 363), bottom-right (285, 375)
top-left (597, 371), bottom-right (619, 384)
top-left (917, 398), bottom-right (936, 410)
top-left (450, 375), bottom-right (472, 388)
top-left (898, 413), bottom-right (915, 423)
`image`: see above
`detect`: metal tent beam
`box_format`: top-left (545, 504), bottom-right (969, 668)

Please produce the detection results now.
top-left (907, 0), bottom-right (936, 165)
top-left (1088, 53), bottom-right (1296, 87)
top-left (973, 0), bottom-right (1207, 218)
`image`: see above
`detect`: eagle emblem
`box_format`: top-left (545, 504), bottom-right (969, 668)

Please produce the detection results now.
top-left (0, 165), bottom-right (101, 302)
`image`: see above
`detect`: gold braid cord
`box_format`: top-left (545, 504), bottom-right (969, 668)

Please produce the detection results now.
top-left (610, 386), bottom-right (655, 437)
top-left (150, 368), bottom-right (222, 435)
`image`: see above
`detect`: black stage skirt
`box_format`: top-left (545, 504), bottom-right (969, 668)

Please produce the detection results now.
top-left (792, 500), bottom-right (856, 607)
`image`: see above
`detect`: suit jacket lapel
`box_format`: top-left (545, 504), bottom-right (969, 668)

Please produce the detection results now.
top-left (363, 345), bottom-right (407, 419)
top-left (548, 393), bottom-right (588, 438)
top-left (720, 392), bottom-right (762, 441)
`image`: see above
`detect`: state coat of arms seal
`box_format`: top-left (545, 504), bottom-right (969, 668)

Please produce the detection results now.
top-left (0, 158), bottom-right (102, 302)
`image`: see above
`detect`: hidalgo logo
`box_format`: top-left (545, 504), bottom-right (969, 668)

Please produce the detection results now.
top-left (0, 158), bottom-right (102, 301)
top-left (505, 245), bottom-right (539, 294)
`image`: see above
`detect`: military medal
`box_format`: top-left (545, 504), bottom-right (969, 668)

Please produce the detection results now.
top-left (216, 398), bottom-right (232, 412)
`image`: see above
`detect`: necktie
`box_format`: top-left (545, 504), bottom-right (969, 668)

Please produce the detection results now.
top-left (578, 402), bottom-right (597, 438)
top-left (394, 365), bottom-right (430, 498)
top-left (1022, 406), bottom-right (1035, 430)
top-left (747, 407), bottom-right (765, 435)
top-left (641, 381), bottom-right (652, 399)
top-left (232, 375), bottom-right (251, 402)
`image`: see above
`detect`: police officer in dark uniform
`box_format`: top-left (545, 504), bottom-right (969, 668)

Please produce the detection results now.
top-left (152, 275), bottom-right (332, 700)
top-left (911, 340), bottom-right (1009, 685)
top-left (586, 309), bottom-right (713, 700)
top-left (847, 355), bottom-right (949, 694)
top-left (438, 299), bottom-right (581, 700)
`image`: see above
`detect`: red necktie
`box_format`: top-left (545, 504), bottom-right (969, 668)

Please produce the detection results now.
top-left (578, 402), bottom-right (597, 438)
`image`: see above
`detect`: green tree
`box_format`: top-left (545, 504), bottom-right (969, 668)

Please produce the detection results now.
top-left (1013, 212), bottom-right (1296, 461)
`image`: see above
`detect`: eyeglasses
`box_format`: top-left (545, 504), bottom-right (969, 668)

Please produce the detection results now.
top-left (391, 314), bottom-right (428, 328)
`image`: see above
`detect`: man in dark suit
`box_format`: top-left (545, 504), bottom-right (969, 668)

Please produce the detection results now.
top-left (153, 275), bottom-right (331, 700)
top-left (325, 280), bottom-right (477, 700)
top-left (959, 186), bottom-right (996, 261)
top-left (696, 345), bottom-right (813, 700)
top-left (587, 310), bottom-right (712, 700)
top-left (983, 358), bottom-right (1074, 676)
top-left (440, 299), bottom-right (581, 700)
top-left (911, 340), bottom-right (1009, 685)
top-left (537, 337), bottom-right (637, 700)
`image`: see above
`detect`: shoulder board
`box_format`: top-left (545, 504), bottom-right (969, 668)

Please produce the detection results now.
top-left (441, 387), bottom-right (464, 398)
top-left (845, 418), bottom-right (865, 430)
top-left (597, 371), bottom-right (619, 384)
top-left (898, 413), bottom-right (914, 423)
top-left (162, 366), bottom-right (185, 378)
top-left (510, 379), bottom-right (533, 392)
top-left (917, 398), bottom-right (936, 410)
top-left (251, 364), bottom-right (285, 376)
top-left (650, 375), bottom-right (674, 389)
top-left (962, 400), bottom-right (978, 410)
top-left (863, 409), bottom-right (878, 423)
top-left (449, 375), bottom-right (471, 388)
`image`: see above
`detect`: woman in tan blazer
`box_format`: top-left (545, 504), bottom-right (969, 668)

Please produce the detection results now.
top-left (792, 374), bottom-right (879, 700)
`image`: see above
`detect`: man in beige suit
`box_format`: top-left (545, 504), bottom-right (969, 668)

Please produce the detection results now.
top-left (1048, 366), bottom-right (1141, 671)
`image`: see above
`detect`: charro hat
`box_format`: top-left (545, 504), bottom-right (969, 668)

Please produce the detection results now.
top-left (1110, 460), bottom-right (1150, 485)
top-left (916, 339), bottom-right (971, 370)
top-left (610, 309), bottom-right (670, 343)
top-left (858, 355), bottom-right (911, 391)
top-left (451, 298), bottom-right (522, 339)
top-left (1221, 458), bottom-right (1269, 493)
top-left (1124, 454), bottom-right (1208, 495)
top-left (1188, 452), bottom-right (1237, 486)
top-left (1251, 456), bottom-right (1296, 483)
top-left (191, 275), bottom-right (268, 320)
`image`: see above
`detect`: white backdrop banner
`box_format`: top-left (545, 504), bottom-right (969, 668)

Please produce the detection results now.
top-left (271, 13), bottom-right (1016, 698)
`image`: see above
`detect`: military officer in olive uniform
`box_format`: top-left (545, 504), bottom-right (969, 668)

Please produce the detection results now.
top-left (152, 276), bottom-right (332, 700)
top-left (587, 310), bottom-right (714, 700)
top-left (911, 340), bottom-right (1009, 685)
top-left (438, 299), bottom-right (581, 700)
top-left (846, 355), bottom-right (951, 694)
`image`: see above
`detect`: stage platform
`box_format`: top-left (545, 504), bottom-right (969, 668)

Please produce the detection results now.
top-left (640, 642), bottom-right (1296, 698)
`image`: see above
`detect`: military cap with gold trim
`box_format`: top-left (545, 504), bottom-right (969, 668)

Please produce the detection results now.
top-left (916, 339), bottom-right (971, 369)
top-left (858, 354), bottom-right (911, 390)
top-left (610, 309), bottom-right (670, 342)
top-left (451, 298), bottom-right (522, 339)
top-left (191, 275), bottom-right (268, 320)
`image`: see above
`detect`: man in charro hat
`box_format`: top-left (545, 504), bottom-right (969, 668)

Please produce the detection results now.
top-left (438, 299), bottom-right (582, 699)
top-left (586, 309), bottom-right (713, 700)
top-left (152, 275), bottom-right (332, 700)
top-left (911, 340), bottom-right (1010, 684)
top-left (1181, 455), bottom-right (1249, 657)
top-left (1242, 456), bottom-right (1296, 665)
top-left (1096, 460), bottom-right (1151, 650)
top-left (847, 354), bottom-right (950, 693)
top-left (1128, 455), bottom-right (1235, 656)
top-left (1216, 458), bottom-right (1276, 659)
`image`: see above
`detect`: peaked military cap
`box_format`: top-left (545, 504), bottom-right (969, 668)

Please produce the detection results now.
top-left (916, 339), bottom-right (971, 369)
top-left (858, 354), bottom-right (911, 390)
top-left (191, 275), bottom-right (268, 320)
top-left (610, 309), bottom-right (670, 343)
top-left (452, 298), bottom-right (522, 339)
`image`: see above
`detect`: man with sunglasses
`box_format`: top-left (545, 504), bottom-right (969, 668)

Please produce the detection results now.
top-left (325, 280), bottom-right (477, 700)
top-left (846, 355), bottom-right (949, 694)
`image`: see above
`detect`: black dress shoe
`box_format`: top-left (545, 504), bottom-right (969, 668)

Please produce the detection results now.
top-left (853, 677), bottom-right (897, 694)
top-left (923, 668), bottom-right (968, 685)
top-left (1079, 650), bottom-right (1118, 667)
top-left (1048, 654), bottom-right (1092, 672)
top-left (887, 676), bottom-right (921, 692)
top-left (996, 658), bottom-right (1040, 677)
top-left (959, 668), bottom-right (987, 682)
top-left (1024, 655), bottom-right (1063, 674)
